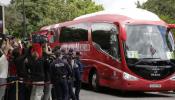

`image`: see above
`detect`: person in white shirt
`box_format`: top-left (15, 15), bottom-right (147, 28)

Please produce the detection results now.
top-left (0, 34), bottom-right (11, 100)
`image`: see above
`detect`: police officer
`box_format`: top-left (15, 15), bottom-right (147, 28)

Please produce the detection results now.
top-left (73, 51), bottom-right (84, 100)
top-left (66, 49), bottom-right (76, 100)
top-left (50, 49), bottom-right (71, 100)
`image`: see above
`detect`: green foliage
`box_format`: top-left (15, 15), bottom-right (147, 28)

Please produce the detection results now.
top-left (137, 0), bottom-right (175, 34)
top-left (5, 0), bottom-right (103, 37)
top-left (137, 0), bottom-right (175, 24)
top-left (5, 4), bottom-right (23, 37)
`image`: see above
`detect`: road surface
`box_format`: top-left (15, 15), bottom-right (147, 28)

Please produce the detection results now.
top-left (80, 86), bottom-right (175, 100)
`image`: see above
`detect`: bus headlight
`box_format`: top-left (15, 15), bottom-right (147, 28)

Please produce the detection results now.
top-left (123, 72), bottom-right (139, 81)
top-left (170, 75), bottom-right (175, 81)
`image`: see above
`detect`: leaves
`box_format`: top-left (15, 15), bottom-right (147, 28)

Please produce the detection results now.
top-left (138, 0), bottom-right (175, 24)
top-left (5, 0), bottom-right (103, 37)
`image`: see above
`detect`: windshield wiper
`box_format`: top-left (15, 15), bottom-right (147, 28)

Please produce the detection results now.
top-left (128, 58), bottom-right (161, 66)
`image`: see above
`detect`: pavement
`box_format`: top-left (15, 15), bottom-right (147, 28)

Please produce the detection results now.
top-left (80, 85), bottom-right (175, 100)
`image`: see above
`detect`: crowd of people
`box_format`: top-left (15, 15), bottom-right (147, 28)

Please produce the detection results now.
top-left (0, 33), bottom-right (84, 100)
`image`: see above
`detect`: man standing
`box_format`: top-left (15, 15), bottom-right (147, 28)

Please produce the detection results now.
top-left (50, 49), bottom-right (70, 100)
top-left (73, 51), bottom-right (84, 100)
top-left (27, 50), bottom-right (45, 100)
top-left (42, 43), bottom-right (53, 100)
top-left (12, 46), bottom-right (29, 100)
top-left (67, 49), bottom-right (76, 100)
top-left (0, 34), bottom-right (11, 100)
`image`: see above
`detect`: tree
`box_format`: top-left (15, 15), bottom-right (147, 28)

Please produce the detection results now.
top-left (137, 0), bottom-right (175, 24)
top-left (5, 4), bottom-right (23, 37)
top-left (5, 0), bottom-right (103, 37)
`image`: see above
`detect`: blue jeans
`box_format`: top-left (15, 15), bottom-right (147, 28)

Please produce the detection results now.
top-left (30, 82), bottom-right (44, 100)
top-left (42, 84), bottom-right (52, 100)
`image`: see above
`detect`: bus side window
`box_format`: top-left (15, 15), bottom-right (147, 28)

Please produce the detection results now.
top-left (59, 23), bottom-right (88, 43)
top-left (91, 23), bottom-right (120, 60)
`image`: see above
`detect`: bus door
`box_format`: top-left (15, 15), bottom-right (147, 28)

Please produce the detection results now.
top-left (91, 22), bottom-right (122, 86)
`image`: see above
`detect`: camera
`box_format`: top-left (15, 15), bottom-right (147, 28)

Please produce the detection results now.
top-left (32, 34), bottom-right (48, 44)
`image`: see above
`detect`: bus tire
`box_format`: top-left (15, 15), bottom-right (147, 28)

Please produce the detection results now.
top-left (90, 70), bottom-right (100, 91)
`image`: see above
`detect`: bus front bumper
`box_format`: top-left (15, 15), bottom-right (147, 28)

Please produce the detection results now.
top-left (121, 79), bottom-right (175, 91)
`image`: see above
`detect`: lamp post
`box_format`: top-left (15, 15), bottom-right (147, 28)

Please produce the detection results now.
top-left (2, 5), bottom-right (5, 34)
top-left (0, 4), bottom-right (5, 34)
top-left (22, 0), bottom-right (26, 37)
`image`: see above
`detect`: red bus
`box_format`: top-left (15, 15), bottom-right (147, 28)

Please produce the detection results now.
top-left (34, 8), bottom-right (175, 91)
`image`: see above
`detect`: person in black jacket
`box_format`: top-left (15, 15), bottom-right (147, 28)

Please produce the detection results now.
top-left (50, 49), bottom-right (71, 100)
top-left (42, 43), bottom-right (54, 100)
top-left (11, 47), bottom-right (29, 100)
top-left (27, 50), bottom-right (45, 100)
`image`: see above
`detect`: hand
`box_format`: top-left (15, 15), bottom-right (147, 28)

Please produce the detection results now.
top-left (45, 44), bottom-right (52, 55)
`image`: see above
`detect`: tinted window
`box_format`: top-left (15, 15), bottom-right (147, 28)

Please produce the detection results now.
top-left (92, 23), bottom-right (120, 59)
top-left (59, 23), bottom-right (88, 42)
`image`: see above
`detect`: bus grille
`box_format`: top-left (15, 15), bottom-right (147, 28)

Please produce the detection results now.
top-left (128, 61), bottom-right (175, 80)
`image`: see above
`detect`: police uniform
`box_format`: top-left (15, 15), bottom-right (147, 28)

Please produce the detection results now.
top-left (66, 53), bottom-right (76, 100)
top-left (50, 57), bottom-right (71, 100)
top-left (73, 57), bottom-right (84, 100)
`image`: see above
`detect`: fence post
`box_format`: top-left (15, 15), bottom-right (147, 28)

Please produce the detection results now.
top-left (15, 81), bottom-right (19, 100)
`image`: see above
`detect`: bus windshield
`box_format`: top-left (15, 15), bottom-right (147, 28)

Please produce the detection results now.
top-left (125, 24), bottom-right (175, 60)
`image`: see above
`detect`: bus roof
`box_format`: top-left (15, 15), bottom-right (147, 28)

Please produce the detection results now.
top-left (40, 8), bottom-right (166, 30)
top-left (74, 8), bottom-right (161, 21)
top-left (40, 23), bottom-right (60, 30)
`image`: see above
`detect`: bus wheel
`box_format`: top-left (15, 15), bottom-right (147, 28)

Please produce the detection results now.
top-left (90, 70), bottom-right (100, 91)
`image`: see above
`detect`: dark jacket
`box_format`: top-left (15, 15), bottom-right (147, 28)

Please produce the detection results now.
top-left (74, 58), bottom-right (84, 73)
top-left (43, 52), bottom-right (55, 82)
top-left (50, 57), bottom-right (71, 83)
top-left (27, 57), bottom-right (45, 82)
top-left (14, 55), bottom-right (28, 79)
top-left (13, 47), bottom-right (30, 80)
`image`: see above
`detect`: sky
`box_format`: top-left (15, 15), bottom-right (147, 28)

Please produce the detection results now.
top-left (0, 0), bottom-right (11, 5)
top-left (0, 0), bottom-right (147, 8)
top-left (93, 0), bottom-right (148, 10)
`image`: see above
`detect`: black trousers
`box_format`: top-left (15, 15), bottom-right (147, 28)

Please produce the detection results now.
top-left (54, 79), bottom-right (69, 100)
top-left (5, 77), bottom-right (31, 100)
top-left (74, 68), bottom-right (82, 100)
top-left (68, 79), bottom-right (76, 100)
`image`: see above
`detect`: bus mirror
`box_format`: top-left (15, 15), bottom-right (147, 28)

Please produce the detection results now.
top-left (168, 24), bottom-right (175, 29)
